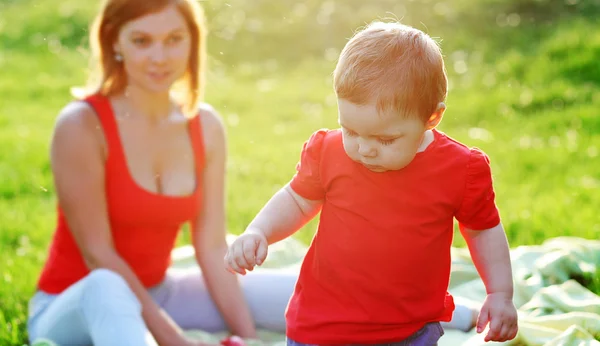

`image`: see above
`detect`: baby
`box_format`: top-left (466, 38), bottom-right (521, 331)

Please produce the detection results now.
top-left (225, 21), bottom-right (518, 345)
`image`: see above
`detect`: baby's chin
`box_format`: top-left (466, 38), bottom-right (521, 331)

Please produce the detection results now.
top-left (379, 159), bottom-right (416, 172)
top-left (365, 165), bottom-right (388, 173)
top-left (365, 162), bottom-right (408, 173)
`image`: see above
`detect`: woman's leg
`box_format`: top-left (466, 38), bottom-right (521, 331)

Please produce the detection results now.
top-left (152, 266), bottom-right (477, 334)
top-left (153, 267), bottom-right (297, 333)
top-left (27, 268), bottom-right (150, 346)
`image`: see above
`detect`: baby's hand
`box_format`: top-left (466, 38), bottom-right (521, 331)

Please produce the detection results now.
top-left (224, 230), bottom-right (268, 275)
top-left (476, 292), bottom-right (518, 342)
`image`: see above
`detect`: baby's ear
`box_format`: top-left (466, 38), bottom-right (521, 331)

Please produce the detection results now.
top-left (426, 102), bottom-right (446, 129)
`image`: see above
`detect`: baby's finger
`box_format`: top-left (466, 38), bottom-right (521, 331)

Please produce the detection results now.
top-left (228, 255), bottom-right (246, 275)
top-left (223, 251), bottom-right (235, 273)
top-left (256, 239), bottom-right (268, 266)
top-left (234, 256), bottom-right (250, 274)
top-left (485, 316), bottom-right (503, 342)
top-left (498, 322), bottom-right (514, 342)
top-left (242, 241), bottom-right (257, 270)
top-left (476, 305), bottom-right (489, 334)
top-left (501, 321), bottom-right (518, 341)
top-left (231, 243), bottom-right (246, 267)
top-left (232, 243), bottom-right (250, 268)
top-left (509, 323), bottom-right (519, 340)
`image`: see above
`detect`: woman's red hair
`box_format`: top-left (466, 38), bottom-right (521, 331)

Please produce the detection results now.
top-left (74, 0), bottom-right (207, 116)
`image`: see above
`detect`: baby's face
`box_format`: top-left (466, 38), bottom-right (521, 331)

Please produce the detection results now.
top-left (338, 99), bottom-right (428, 172)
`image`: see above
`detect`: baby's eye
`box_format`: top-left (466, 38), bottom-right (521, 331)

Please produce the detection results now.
top-left (343, 128), bottom-right (358, 137)
top-left (378, 138), bottom-right (396, 145)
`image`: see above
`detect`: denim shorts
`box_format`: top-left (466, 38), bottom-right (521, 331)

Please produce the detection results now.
top-left (286, 322), bottom-right (444, 346)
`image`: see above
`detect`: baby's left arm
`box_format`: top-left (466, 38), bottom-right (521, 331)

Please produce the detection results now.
top-left (461, 223), bottom-right (518, 342)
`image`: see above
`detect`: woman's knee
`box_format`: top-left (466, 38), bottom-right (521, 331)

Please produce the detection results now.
top-left (81, 269), bottom-right (141, 314)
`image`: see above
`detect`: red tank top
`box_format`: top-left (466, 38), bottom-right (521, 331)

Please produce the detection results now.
top-left (37, 94), bottom-right (205, 294)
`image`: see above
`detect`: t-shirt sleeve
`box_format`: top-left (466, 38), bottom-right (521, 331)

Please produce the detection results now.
top-left (289, 129), bottom-right (328, 201)
top-left (455, 148), bottom-right (501, 230)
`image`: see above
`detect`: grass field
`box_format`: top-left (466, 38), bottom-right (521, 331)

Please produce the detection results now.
top-left (1, 0), bottom-right (599, 344)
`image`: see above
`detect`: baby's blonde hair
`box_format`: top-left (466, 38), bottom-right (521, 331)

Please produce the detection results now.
top-left (333, 21), bottom-right (448, 122)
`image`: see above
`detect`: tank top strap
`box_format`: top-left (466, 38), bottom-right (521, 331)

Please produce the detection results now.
top-left (82, 93), bottom-right (125, 162)
top-left (188, 112), bottom-right (206, 177)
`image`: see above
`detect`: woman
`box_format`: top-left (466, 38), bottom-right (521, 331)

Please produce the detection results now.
top-left (26, 0), bottom-right (296, 345)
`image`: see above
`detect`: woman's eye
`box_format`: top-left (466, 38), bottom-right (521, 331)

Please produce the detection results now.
top-left (167, 35), bottom-right (182, 44)
top-left (132, 37), bottom-right (149, 45)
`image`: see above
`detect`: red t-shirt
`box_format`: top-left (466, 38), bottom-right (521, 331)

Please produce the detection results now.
top-left (286, 128), bottom-right (500, 344)
top-left (36, 94), bottom-right (205, 294)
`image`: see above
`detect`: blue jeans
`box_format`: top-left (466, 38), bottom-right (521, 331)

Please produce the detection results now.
top-left (286, 322), bottom-right (444, 346)
top-left (28, 268), bottom-right (298, 345)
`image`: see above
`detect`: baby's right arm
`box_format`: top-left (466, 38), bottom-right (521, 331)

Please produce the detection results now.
top-left (226, 129), bottom-right (328, 274)
top-left (249, 184), bottom-right (322, 244)
top-left (224, 183), bottom-right (322, 274)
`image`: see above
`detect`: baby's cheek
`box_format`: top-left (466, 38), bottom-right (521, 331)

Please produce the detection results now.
top-left (387, 146), bottom-right (411, 166)
top-left (342, 138), bottom-right (357, 158)
top-left (379, 147), bottom-right (395, 164)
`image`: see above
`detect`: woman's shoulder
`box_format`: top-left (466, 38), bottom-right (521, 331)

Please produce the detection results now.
top-left (194, 103), bottom-right (226, 158)
top-left (53, 99), bottom-right (103, 139)
top-left (196, 102), bottom-right (223, 131)
top-left (49, 98), bottom-right (107, 169)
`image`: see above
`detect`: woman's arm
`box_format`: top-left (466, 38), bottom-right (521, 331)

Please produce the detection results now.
top-left (190, 106), bottom-right (257, 338)
top-left (51, 102), bottom-right (195, 346)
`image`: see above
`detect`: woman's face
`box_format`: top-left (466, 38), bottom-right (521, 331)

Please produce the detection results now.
top-left (114, 4), bottom-right (191, 94)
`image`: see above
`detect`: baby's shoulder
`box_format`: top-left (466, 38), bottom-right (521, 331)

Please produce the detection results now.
top-left (436, 130), bottom-right (490, 161)
top-left (300, 128), bottom-right (340, 148)
top-left (303, 128), bottom-right (345, 158)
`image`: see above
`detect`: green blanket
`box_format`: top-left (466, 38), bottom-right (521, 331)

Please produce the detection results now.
top-left (442, 236), bottom-right (600, 346)
top-left (173, 236), bottom-right (600, 346)
top-left (31, 236), bottom-right (600, 346)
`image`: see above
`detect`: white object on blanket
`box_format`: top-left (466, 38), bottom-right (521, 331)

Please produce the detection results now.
top-left (170, 236), bottom-right (600, 346)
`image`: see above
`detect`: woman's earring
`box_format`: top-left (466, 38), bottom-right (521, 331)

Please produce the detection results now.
top-left (115, 52), bottom-right (123, 62)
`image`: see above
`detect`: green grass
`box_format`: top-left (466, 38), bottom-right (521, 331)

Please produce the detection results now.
top-left (1, 0), bottom-right (599, 344)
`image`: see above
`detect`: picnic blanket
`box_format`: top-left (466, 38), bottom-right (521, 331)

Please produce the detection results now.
top-left (30, 236), bottom-right (600, 346)
top-left (174, 236), bottom-right (600, 346)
